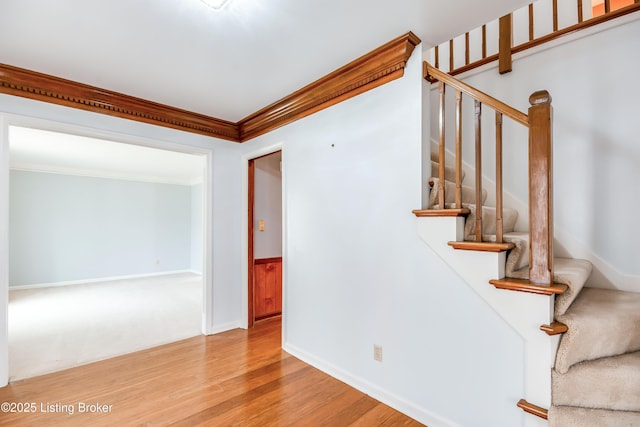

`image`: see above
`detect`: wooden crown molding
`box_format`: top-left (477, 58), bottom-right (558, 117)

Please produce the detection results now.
top-left (0, 64), bottom-right (240, 142)
top-left (0, 32), bottom-right (420, 143)
top-left (239, 31), bottom-right (421, 141)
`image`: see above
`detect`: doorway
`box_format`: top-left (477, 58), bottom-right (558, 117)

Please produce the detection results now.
top-left (247, 151), bottom-right (283, 327)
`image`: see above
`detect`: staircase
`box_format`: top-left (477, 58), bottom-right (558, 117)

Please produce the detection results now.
top-left (414, 62), bottom-right (640, 426)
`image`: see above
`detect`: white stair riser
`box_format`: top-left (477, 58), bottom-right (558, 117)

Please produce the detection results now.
top-left (416, 216), bottom-right (557, 412)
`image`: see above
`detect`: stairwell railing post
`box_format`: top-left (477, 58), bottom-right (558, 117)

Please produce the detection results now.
top-left (528, 90), bottom-right (554, 285)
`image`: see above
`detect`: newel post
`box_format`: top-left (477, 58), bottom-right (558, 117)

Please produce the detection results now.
top-left (528, 90), bottom-right (554, 285)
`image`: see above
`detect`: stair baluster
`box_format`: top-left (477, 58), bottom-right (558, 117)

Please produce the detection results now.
top-left (495, 111), bottom-right (504, 243)
top-left (455, 90), bottom-right (463, 209)
top-left (474, 100), bottom-right (483, 241)
top-left (433, 0), bottom-right (640, 77)
top-left (438, 81), bottom-right (446, 209)
top-left (418, 61), bottom-right (640, 425)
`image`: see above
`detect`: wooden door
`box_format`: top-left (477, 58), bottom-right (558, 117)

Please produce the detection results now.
top-left (253, 257), bottom-right (282, 320)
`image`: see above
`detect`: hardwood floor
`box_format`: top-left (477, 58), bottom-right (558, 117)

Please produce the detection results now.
top-left (0, 317), bottom-right (424, 426)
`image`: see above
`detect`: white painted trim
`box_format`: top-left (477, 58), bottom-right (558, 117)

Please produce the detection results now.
top-left (9, 164), bottom-right (203, 187)
top-left (555, 229), bottom-right (640, 292)
top-left (202, 147), bottom-right (214, 335)
top-left (279, 147), bottom-right (289, 348)
top-left (208, 321), bottom-right (242, 335)
top-left (283, 343), bottom-right (461, 427)
top-left (8, 270), bottom-right (199, 291)
top-left (5, 116), bottom-right (212, 156)
top-left (0, 115), bottom-right (9, 387)
top-left (0, 113), bottom-right (216, 382)
top-left (240, 142), bottom-right (285, 331)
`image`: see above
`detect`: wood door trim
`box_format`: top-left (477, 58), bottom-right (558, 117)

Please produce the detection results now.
top-left (247, 159), bottom-right (255, 328)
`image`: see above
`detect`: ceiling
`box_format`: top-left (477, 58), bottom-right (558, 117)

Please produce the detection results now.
top-left (0, 0), bottom-right (530, 123)
top-left (2, 0), bottom-right (531, 181)
top-left (9, 126), bottom-right (205, 185)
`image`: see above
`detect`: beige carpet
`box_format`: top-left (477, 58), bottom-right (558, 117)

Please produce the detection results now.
top-left (8, 272), bottom-right (202, 381)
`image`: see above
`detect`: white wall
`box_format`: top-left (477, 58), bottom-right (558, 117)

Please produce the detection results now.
top-left (9, 170), bottom-right (193, 286)
top-left (430, 15), bottom-right (640, 288)
top-left (0, 94), bottom-right (245, 386)
top-left (239, 48), bottom-right (526, 427)
top-left (254, 152), bottom-right (282, 259)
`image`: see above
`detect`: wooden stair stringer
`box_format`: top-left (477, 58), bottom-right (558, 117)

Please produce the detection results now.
top-left (415, 214), bottom-right (557, 411)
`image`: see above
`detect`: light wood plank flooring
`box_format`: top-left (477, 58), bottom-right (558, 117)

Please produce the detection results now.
top-left (0, 317), bottom-right (424, 426)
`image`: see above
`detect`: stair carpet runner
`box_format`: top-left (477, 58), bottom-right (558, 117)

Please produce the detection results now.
top-left (428, 156), bottom-right (640, 426)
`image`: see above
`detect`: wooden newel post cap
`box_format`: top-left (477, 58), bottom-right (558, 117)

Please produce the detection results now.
top-left (529, 90), bottom-right (552, 106)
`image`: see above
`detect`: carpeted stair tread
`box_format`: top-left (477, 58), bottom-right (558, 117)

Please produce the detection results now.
top-left (462, 204), bottom-right (519, 237)
top-left (465, 231), bottom-right (530, 276)
top-left (511, 257), bottom-right (592, 316)
top-left (430, 151), bottom-right (441, 163)
top-left (552, 351), bottom-right (640, 411)
top-left (430, 203), bottom-right (519, 236)
top-left (548, 405), bottom-right (640, 427)
top-left (425, 156), bottom-right (635, 425)
top-left (431, 161), bottom-right (465, 183)
top-left (428, 177), bottom-right (486, 208)
top-left (555, 287), bottom-right (640, 374)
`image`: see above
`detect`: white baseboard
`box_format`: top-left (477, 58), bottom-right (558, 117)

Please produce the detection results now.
top-left (206, 321), bottom-right (242, 336)
top-left (554, 229), bottom-right (640, 292)
top-left (9, 269), bottom-right (199, 291)
top-left (282, 342), bottom-right (461, 427)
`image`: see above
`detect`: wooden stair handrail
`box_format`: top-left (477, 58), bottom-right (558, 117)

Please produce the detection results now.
top-left (423, 62), bottom-right (529, 127)
top-left (424, 61), bottom-right (554, 287)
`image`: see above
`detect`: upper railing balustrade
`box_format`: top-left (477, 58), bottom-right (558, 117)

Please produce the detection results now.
top-left (430, 0), bottom-right (640, 76)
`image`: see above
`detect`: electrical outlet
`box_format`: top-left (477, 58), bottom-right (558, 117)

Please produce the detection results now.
top-left (373, 344), bottom-right (383, 362)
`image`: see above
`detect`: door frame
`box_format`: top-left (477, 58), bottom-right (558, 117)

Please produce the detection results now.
top-left (242, 143), bottom-right (284, 329)
top-left (0, 114), bottom-right (215, 386)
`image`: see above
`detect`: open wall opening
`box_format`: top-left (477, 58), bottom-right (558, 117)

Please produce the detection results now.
top-left (7, 125), bottom-right (207, 380)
